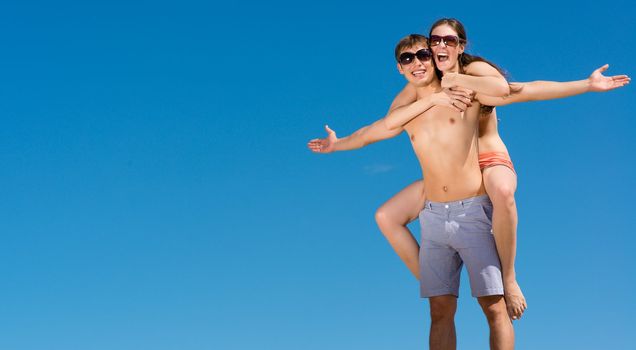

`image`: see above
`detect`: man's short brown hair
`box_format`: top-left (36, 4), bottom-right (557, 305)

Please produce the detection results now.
top-left (394, 34), bottom-right (429, 62)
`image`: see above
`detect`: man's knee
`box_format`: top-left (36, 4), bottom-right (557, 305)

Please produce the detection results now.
top-left (429, 296), bottom-right (457, 323)
top-left (478, 295), bottom-right (509, 324)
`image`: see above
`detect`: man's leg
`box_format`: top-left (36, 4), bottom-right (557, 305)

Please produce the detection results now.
top-left (482, 165), bottom-right (526, 319)
top-left (419, 201), bottom-right (463, 350)
top-left (456, 195), bottom-right (514, 349)
top-left (375, 180), bottom-right (425, 279)
top-left (477, 295), bottom-right (514, 350)
top-left (429, 295), bottom-right (457, 350)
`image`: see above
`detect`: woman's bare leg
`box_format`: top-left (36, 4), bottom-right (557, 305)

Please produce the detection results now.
top-left (482, 165), bottom-right (527, 320)
top-left (375, 180), bottom-right (426, 280)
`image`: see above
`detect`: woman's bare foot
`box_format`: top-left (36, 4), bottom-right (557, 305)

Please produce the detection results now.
top-left (504, 281), bottom-right (527, 320)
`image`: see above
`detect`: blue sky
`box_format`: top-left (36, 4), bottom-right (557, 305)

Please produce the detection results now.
top-left (1, 0), bottom-right (635, 349)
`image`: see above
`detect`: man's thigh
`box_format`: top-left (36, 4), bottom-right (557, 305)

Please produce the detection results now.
top-left (453, 198), bottom-right (504, 297)
top-left (419, 208), bottom-right (462, 298)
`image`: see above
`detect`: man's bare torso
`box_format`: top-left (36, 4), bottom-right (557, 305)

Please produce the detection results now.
top-left (404, 88), bottom-right (485, 202)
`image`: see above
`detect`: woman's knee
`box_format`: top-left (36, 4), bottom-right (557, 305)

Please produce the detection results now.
top-left (489, 182), bottom-right (516, 207)
top-left (375, 205), bottom-right (407, 229)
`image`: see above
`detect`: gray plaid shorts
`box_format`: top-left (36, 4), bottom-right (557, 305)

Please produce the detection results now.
top-left (419, 195), bottom-right (504, 298)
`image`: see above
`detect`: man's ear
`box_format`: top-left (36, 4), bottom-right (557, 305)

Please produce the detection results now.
top-left (397, 62), bottom-right (404, 75)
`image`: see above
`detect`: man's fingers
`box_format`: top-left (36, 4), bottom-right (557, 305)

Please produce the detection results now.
top-left (449, 87), bottom-right (470, 95)
top-left (459, 96), bottom-right (472, 105)
top-left (615, 77), bottom-right (631, 84)
top-left (450, 92), bottom-right (471, 100)
top-left (450, 95), bottom-right (472, 107)
top-left (307, 140), bottom-right (323, 147)
top-left (450, 100), bottom-right (467, 112)
top-left (443, 100), bottom-right (462, 113)
top-left (325, 125), bottom-right (335, 134)
top-left (607, 77), bottom-right (630, 89)
top-left (308, 144), bottom-right (326, 153)
top-left (449, 90), bottom-right (474, 104)
top-left (444, 100), bottom-right (459, 112)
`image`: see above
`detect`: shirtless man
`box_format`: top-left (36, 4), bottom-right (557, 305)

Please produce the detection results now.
top-left (308, 34), bottom-right (629, 349)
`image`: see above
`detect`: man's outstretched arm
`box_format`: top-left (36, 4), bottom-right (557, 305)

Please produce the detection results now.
top-left (477, 64), bottom-right (630, 107)
top-left (307, 119), bottom-right (403, 153)
top-left (308, 79), bottom-right (476, 152)
top-left (307, 85), bottom-right (418, 153)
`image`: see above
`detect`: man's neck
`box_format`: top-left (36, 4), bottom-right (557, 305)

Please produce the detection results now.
top-left (414, 80), bottom-right (442, 99)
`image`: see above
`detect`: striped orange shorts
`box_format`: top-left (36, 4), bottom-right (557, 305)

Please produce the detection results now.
top-left (479, 152), bottom-right (515, 174)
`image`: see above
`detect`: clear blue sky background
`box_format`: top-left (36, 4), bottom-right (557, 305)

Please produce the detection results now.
top-left (1, 1), bottom-right (635, 349)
